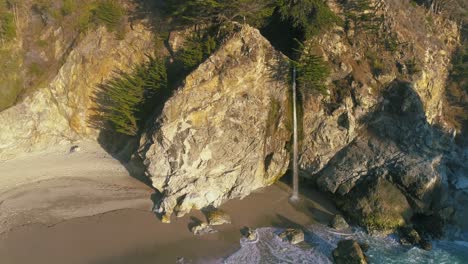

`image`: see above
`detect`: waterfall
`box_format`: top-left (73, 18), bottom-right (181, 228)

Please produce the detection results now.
top-left (291, 66), bottom-right (299, 201)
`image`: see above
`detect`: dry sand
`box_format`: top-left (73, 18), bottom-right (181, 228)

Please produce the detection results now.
top-left (0, 141), bottom-right (337, 264)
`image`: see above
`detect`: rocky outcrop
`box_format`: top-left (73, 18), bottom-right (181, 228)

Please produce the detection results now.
top-left (316, 81), bottom-right (457, 231)
top-left (300, 0), bottom-right (459, 175)
top-left (0, 25), bottom-right (154, 161)
top-left (296, 0), bottom-right (464, 232)
top-left (139, 25), bottom-right (292, 222)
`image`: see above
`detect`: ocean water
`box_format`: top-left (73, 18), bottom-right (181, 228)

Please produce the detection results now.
top-left (224, 225), bottom-right (468, 264)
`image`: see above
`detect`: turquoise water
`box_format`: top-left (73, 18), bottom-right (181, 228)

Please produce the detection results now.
top-left (358, 232), bottom-right (468, 264)
top-left (224, 226), bottom-right (468, 264)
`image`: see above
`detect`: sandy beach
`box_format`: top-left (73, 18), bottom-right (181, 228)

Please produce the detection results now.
top-left (0, 142), bottom-right (337, 264)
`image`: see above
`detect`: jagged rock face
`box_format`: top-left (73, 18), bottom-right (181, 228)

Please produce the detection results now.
top-left (139, 25), bottom-right (292, 221)
top-left (0, 25), bottom-right (154, 161)
top-left (316, 81), bottom-right (457, 231)
top-left (296, 0), bottom-right (463, 232)
top-left (300, 0), bottom-right (459, 175)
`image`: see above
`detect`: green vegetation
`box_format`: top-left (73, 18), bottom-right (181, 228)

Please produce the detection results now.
top-left (61, 0), bottom-right (75, 16)
top-left (366, 51), bottom-right (385, 76)
top-left (276, 0), bottom-right (341, 38)
top-left (405, 58), bottom-right (421, 75)
top-left (94, 0), bottom-right (124, 32)
top-left (0, 11), bottom-right (14, 40)
top-left (176, 33), bottom-right (217, 73)
top-left (0, 0), bottom-right (16, 41)
top-left (342, 0), bottom-right (400, 53)
top-left (345, 0), bottom-right (383, 33)
top-left (36, 39), bottom-right (48, 47)
top-left (29, 0), bottom-right (125, 35)
top-left (0, 47), bottom-right (22, 111)
top-left (444, 45), bottom-right (468, 132)
top-left (98, 56), bottom-right (167, 136)
top-left (362, 213), bottom-right (405, 231)
top-left (28, 62), bottom-right (45, 77)
top-left (293, 42), bottom-right (330, 95)
top-left (166, 0), bottom-right (276, 28)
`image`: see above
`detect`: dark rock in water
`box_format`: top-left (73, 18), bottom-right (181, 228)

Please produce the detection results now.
top-left (240, 227), bottom-right (257, 241)
top-left (412, 213), bottom-right (445, 239)
top-left (190, 222), bottom-right (217, 236)
top-left (278, 228), bottom-right (305, 244)
top-left (399, 225), bottom-right (433, 250)
top-left (333, 239), bottom-right (368, 264)
top-left (399, 226), bottom-right (422, 246)
top-left (330, 214), bottom-right (349, 230)
top-left (420, 238), bottom-right (432, 251)
top-left (358, 242), bottom-right (370, 252)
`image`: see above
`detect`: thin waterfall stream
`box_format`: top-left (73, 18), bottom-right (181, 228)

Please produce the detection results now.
top-left (291, 66), bottom-right (299, 201)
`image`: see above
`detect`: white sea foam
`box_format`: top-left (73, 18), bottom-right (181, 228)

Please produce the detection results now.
top-left (222, 225), bottom-right (468, 264)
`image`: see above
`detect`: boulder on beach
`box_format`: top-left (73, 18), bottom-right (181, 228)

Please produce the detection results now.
top-left (190, 222), bottom-right (217, 236)
top-left (332, 239), bottom-right (368, 264)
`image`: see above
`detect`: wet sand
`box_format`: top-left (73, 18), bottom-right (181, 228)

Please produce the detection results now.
top-left (0, 182), bottom-right (337, 264)
top-left (0, 141), bottom-right (338, 264)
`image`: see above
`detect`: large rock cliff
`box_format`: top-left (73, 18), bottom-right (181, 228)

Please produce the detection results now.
top-left (139, 25), bottom-right (292, 222)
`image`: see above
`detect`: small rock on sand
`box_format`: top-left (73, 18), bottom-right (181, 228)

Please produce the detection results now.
top-left (278, 228), bottom-right (304, 244)
top-left (205, 209), bottom-right (231, 226)
top-left (241, 227), bottom-right (257, 241)
top-left (70, 145), bottom-right (81, 153)
top-left (190, 222), bottom-right (217, 236)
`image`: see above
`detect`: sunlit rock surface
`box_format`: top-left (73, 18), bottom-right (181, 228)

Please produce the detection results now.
top-left (139, 25), bottom-right (292, 220)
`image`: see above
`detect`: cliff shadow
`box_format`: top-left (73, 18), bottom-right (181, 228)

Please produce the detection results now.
top-left (87, 64), bottom-right (174, 190)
